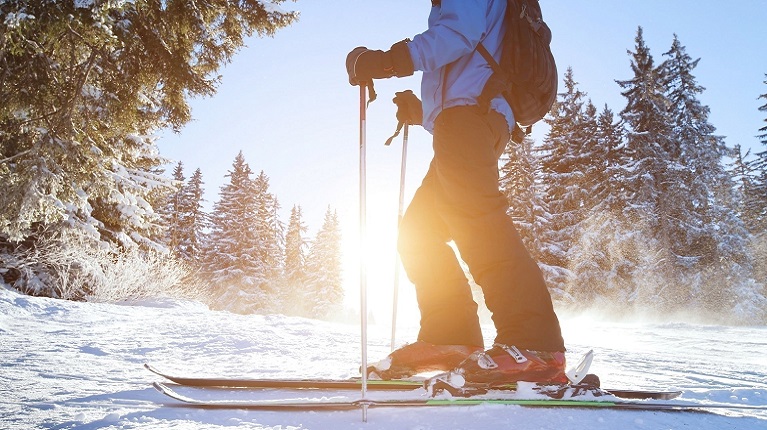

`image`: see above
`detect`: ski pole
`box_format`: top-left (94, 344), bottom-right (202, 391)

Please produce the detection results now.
top-left (390, 122), bottom-right (409, 351)
top-left (358, 83), bottom-right (369, 423)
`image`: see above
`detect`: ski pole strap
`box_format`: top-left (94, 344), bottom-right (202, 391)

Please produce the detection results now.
top-left (366, 81), bottom-right (377, 106)
top-left (384, 120), bottom-right (405, 146)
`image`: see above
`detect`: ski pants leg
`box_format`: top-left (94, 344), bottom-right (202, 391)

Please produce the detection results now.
top-left (397, 106), bottom-right (565, 352)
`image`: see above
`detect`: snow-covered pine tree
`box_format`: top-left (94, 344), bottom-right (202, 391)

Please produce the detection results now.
top-left (582, 104), bottom-right (637, 303)
top-left (0, 1), bottom-right (295, 246)
top-left (162, 162), bottom-right (188, 253)
top-left (0, 0), bottom-right (296, 297)
top-left (499, 136), bottom-right (569, 298)
top-left (303, 208), bottom-right (344, 319)
top-left (177, 168), bottom-right (208, 265)
top-left (741, 76), bottom-right (767, 314)
top-left (659, 35), bottom-right (753, 311)
top-left (252, 171), bottom-right (284, 287)
top-left (614, 27), bottom-right (678, 308)
top-left (747, 74), bottom-right (767, 233)
top-left (594, 105), bottom-right (627, 214)
top-left (730, 145), bottom-right (756, 224)
top-left (284, 206), bottom-right (308, 288)
top-left (536, 67), bottom-right (592, 290)
top-left (500, 136), bottom-right (542, 255)
top-left (204, 152), bottom-right (269, 313)
top-left (661, 35), bottom-right (741, 264)
top-left (563, 101), bottom-right (615, 304)
top-left (276, 205), bottom-right (309, 315)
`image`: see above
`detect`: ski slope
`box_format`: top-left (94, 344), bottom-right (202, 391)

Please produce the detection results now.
top-left (1, 286), bottom-right (765, 429)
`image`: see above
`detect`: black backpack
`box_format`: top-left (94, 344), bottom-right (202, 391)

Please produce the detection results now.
top-left (477, 0), bottom-right (559, 143)
top-left (475, 0), bottom-right (558, 143)
top-left (428, 0), bottom-right (557, 142)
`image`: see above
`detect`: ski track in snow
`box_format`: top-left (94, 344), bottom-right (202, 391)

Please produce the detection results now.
top-left (1, 287), bottom-right (766, 430)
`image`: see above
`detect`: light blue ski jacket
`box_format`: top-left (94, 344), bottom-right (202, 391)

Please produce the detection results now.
top-left (406, 0), bottom-right (513, 134)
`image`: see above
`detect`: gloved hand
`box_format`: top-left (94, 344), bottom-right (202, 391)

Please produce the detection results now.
top-left (393, 90), bottom-right (422, 126)
top-left (346, 40), bottom-right (414, 86)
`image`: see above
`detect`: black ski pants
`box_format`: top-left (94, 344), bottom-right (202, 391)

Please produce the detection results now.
top-left (397, 105), bottom-right (565, 352)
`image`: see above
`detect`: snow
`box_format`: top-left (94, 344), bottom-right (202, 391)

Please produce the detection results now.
top-left (1, 286), bottom-right (766, 429)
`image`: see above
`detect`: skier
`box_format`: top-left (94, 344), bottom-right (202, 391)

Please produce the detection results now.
top-left (346, 0), bottom-right (567, 386)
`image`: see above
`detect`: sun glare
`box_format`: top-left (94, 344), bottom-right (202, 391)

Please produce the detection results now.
top-left (340, 186), bottom-right (422, 331)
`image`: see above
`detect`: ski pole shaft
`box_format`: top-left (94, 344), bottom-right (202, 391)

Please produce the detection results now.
top-left (358, 84), bottom-right (369, 423)
top-left (391, 122), bottom-right (409, 351)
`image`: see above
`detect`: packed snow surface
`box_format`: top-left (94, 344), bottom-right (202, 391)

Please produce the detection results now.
top-left (1, 286), bottom-right (766, 429)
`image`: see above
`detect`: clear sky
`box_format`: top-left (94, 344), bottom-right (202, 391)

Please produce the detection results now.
top-left (158, 1), bottom-right (767, 324)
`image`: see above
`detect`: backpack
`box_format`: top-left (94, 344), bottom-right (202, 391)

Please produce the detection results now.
top-left (475, 0), bottom-right (558, 143)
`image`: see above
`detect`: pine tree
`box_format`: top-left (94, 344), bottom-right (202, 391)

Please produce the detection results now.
top-left (278, 205), bottom-right (309, 314)
top-left (0, 1), bottom-right (296, 297)
top-left (177, 168), bottom-right (207, 264)
top-left (499, 136), bottom-right (568, 296)
top-left (537, 67), bottom-right (589, 273)
top-left (0, 1), bottom-right (296, 249)
top-left (501, 136), bottom-right (541, 249)
top-left (205, 152), bottom-right (269, 313)
top-left (284, 205), bottom-right (308, 288)
top-left (163, 161), bottom-right (187, 252)
top-left (612, 27), bottom-right (677, 306)
top-left (747, 74), bottom-right (767, 233)
top-left (659, 35), bottom-right (752, 310)
top-left (252, 171), bottom-right (284, 284)
top-left (303, 208), bottom-right (344, 319)
top-left (594, 104), bottom-right (627, 214)
top-left (661, 35), bottom-right (730, 263)
top-left (616, 27), bottom-right (675, 229)
top-left (564, 101), bottom-right (616, 304)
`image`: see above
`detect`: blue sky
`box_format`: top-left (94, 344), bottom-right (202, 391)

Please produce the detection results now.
top-left (158, 1), bottom-right (767, 319)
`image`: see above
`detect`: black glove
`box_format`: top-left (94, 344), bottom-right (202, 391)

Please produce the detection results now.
top-left (384, 90), bottom-right (422, 146)
top-left (393, 90), bottom-right (422, 126)
top-left (346, 40), bottom-right (415, 86)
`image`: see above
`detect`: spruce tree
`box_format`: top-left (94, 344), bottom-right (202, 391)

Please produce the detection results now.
top-left (537, 67), bottom-right (589, 273)
top-left (205, 152), bottom-right (268, 313)
top-left (748, 74), bottom-right (767, 232)
top-left (660, 35), bottom-right (752, 310)
top-left (730, 145), bottom-right (755, 222)
top-left (501, 136), bottom-right (541, 250)
top-left (500, 136), bottom-right (568, 296)
top-left (284, 205), bottom-right (308, 288)
top-left (0, 1), bottom-right (296, 249)
top-left (661, 35), bottom-right (732, 263)
top-left (164, 162), bottom-right (187, 253)
top-left (616, 27), bottom-right (674, 228)
top-left (279, 205), bottom-right (309, 314)
top-left (594, 104), bottom-right (626, 214)
top-left (303, 208), bottom-right (344, 319)
top-left (563, 101), bottom-right (613, 303)
top-left (614, 27), bottom-right (677, 307)
top-left (178, 168), bottom-right (207, 264)
top-left (252, 171), bottom-right (284, 284)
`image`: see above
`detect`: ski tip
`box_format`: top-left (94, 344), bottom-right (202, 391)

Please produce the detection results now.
top-left (152, 381), bottom-right (170, 395)
top-left (144, 363), bottom-right (163, 377)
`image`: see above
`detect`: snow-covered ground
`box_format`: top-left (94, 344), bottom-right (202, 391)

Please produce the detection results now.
top-left (1, 286), bottom-right (765, 430)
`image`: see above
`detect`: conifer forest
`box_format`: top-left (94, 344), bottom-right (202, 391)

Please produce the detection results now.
top-left (1, 2), bottom-right (766, 324)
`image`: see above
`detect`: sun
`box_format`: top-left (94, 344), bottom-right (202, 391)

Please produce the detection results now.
top-left (340, 185), bottom-right (422, 334)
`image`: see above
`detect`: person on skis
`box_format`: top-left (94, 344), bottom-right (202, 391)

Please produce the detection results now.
top-left (346, 0), bottom-right (567, 386)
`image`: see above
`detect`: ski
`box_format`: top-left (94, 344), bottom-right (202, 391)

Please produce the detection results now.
top-left (145, 363), bottom-right (679, 400)
top-left (152, 382), bottom-right (764, 412)
top-left (145, 363), bottom-right (422, 390)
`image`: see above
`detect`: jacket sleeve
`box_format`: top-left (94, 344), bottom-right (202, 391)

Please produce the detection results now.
top-left (407, 0), bottom-right (489, 72)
